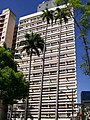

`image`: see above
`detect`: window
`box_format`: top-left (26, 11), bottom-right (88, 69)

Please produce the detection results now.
top-left (67, 68), bottom-right (75, 73)
top-left (50, 63), bottom-right (57, 67)
top-left (33, 65), bottom-right (41, 70)
top-left (33, 73), bottom-right (41, 77)
top-left (44, 72), bottom-right (49, 76)
top-left (45, 57), bottom-right (49, 60)
top-left (46, 3), bottom-right (48, 6)
top-left (50, 87), bottom-right (56, 91)
top-left (44, 64), bottom-right (49, 68)
top-left (66, 38), bottom-right (73, 43)
top-left (60, 62), bottom-right (65, 66)
top-left (50, 71), bottom-right (57, 75)
top-left (60, 69), bottom-right (66, 74)
top-left (19, 26), bottom-right (23, 30)
top-left (67, 60), bottom-right (75, 65)
top-left (60, 54), bottom-right (65, 58)
top-left (51, 42), bottom-right (57, 46)
top-left (2, 36), bottom-right (4, 39)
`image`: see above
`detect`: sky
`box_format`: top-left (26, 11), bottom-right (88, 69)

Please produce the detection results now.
top-left (0, 0), bottom-right (90, 103)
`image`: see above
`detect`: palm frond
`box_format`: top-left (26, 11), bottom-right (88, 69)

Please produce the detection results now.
top-left (20, 32), bottom-right (44, 57)
top-left (54, 7), bottom-right (70, 24)
top-left (41, 8), bottom-right (54, 25)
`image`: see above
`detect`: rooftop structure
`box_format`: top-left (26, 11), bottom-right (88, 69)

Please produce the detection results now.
top-left (37, 0), bottom-right (57, 12)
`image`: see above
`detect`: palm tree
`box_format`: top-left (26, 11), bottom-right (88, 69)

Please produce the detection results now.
top-left (54, 7), bottom-right (70, 120)
top-left (20, 32), bottom-right (44, 120)
top-left (38, 8), bottom-right (54, 120)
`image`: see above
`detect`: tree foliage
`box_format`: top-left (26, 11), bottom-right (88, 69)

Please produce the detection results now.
top-left (0, 47), bottom-right (17, 71)
top-left (0, 46), bottom-right (28, 104)
top-left (54, 0), bottom-right (90, 75)
top-left (0, 67), bottom-right (28, 104)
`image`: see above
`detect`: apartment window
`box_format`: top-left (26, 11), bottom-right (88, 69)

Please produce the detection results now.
top-left (44, 72), bottom-right (49, 76)
top-left (50, 87), bottom-right (56, 91)
top-left (50, 71), bottom-right (57, 75)
top-left (67, 68), bottom-right (75, 73)
top-left (60, 54), bottom-right (65, 58)
top-left (46, 3), bottom-right (48, 6)
top-left (42, 105), bottom-right (48, 108)
top-left (37, 16), bottom-right (41, 20)
top-left (60, 69), bottom-right (66, 74)
top-left (26, 24), bottom-right (29, 27)
top-left (50, 49), bottom-right (52, 53)
top-left (2, 36), bottom-right (4, 39)
top-left (61, 39), bottom-right (66, 44)
top-left (19, 26), bottom-right (23, 30)
top-left (37, 21), bottom-right (42, 25)
top-left (43, 31), bottom-right (46, 35)
top-left (51, 42), bottom-right (57, 46)
top-left (20, 21), bottom-right (23, 24)
top-left (31, 23), bottom-right (34, 26)
top-left (60, 62), bottom-right (65, 66)
top-left (67, 60), bottom-right (75, 65)
top-left (46, 43), bottom-right (50, 47)
top-left (49, 105), bottom-right (55, 108)
top-left (43, 88), bottom-right (48, 92)
top-left (33, 17), bottom-right (36, 21)
top-left (59, 104), bottom-right (66, 109)
top-left (50, 63), bottom-right (57, 67)
top-left (33, 65), bottom-right (41, 70)
top-left (45, 57), bottom-right (49, 60)
top-left (50, 79), bottom-right (56, 83)
top-left (66, 38), bottom-right (73, 43)
top-left (51, 36), bottom-right (55, 39)
top-left (33, 58), bottom-right (41, 62)
top-left (47, 30), bottom-right (50, 33)
top-left (44, 64), bottom-right (49, 68)
top-left (1, 15), bottom-right (5, 19)
top-left (33, 73), bottom-right (41, 77)
top-left (51, 29), bottom-right (58, 33)
top-left (66, 46), bottom-right (73, 51)
top-left (66, 53), bottom-right (74, 57)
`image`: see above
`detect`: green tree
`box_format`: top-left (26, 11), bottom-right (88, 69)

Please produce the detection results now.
top-left (54, 7), bottom-right (70, 120)
top-left (0, 47), bottom-right (28, 120)
top-left (54, 0), bottom-right (90, 75)
top-left (38, 8), bottom-right (54, 120)
top-left (0, 47), bottom-right (17, 71)
top-left (20, 32), bottom-right (44, 120)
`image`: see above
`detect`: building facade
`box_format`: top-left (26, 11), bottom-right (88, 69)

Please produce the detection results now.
top-left (0, 8), bottom-right (16, 48)
top-left (14, 2), bottom-right (77, 120)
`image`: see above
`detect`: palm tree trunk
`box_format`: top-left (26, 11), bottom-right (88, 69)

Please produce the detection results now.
top-left (55, 23), bottom-right (62, 120)
top-left (0, 100), bottom-right (8, 120)
top-left (24, 51), bottom-right (32, 120)
top-left (38, 24), bottom-right (48, 120)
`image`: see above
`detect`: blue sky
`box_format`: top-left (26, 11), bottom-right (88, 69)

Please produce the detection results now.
top-left (0, 0), bottom-right (90, 103)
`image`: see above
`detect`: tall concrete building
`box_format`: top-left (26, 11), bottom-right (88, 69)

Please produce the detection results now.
top-left (14, 1), bottom-right (77, 120)
top-left (0, 8), bottom-right (16, 48)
